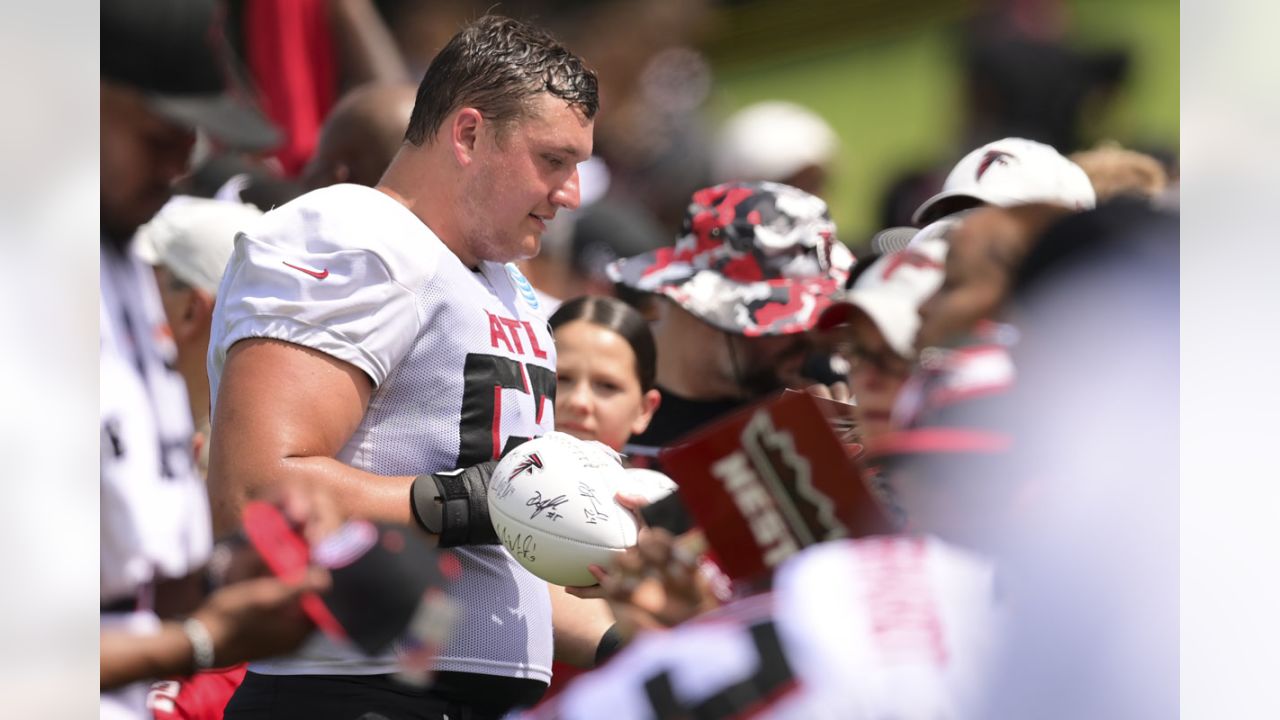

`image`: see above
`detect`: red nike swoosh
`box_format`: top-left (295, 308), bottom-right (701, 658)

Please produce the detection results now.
top-left (282, 261), bottom-right (329, 280)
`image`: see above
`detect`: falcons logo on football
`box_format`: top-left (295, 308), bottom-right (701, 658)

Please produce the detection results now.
top-left (511, 453), bottom-right (544, 478)
top-left (976, 150), bottom-right (1014, 181)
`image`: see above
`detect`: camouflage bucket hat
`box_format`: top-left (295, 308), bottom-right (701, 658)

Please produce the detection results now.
top-left (606, 181), bottom-right (854, 336)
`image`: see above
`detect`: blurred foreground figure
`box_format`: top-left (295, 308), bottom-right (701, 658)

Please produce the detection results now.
top-left (133, 196), bottom-right (264, 477)
top-left (980, 200), bottom-right (1178, 719)
top-left (522, 375), bottom-right (1013, 720)
top-left (522, 201), bottom-right (1177, 719)
top-left (100, 0), bottom-right (320, 717)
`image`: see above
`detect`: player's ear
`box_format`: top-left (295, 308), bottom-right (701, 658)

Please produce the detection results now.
top-left (631, 388), bottom-right (662, 436)
top-left (451, 108), bottom-right (483, 166)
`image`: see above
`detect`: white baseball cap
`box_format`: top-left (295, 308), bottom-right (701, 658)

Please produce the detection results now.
top-left (133, 195), bottom-right (263, 294)
top-left (711, 101), bottom-right (838, 184)
top-left (912, 137), bottom-right (1096, 226)
top-left (816, 238), bottom-right (948, 359)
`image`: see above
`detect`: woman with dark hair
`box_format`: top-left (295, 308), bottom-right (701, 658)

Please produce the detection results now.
top-left (549, 295), bottom-right (661, 453)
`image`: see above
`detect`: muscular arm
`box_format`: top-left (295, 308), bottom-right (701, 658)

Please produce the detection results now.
top-left (207, 338), bottom-right (415, 536)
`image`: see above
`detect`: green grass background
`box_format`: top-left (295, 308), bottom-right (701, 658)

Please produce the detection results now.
top-left (708, 0), bottom-right (1179, 242)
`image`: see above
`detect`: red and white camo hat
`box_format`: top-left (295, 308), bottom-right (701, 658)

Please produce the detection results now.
top-left (606, 181), bottom-right (854, 337)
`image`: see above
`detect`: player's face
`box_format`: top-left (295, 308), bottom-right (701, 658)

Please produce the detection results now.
top-left (461, 93), bottom-right (593, 264)
top-left (101, 82), bottom-right (196, 241)
top-left (831, 315), bottom-right (911, 442)
top-left (554, 320), bottom-right (659, 452)
top-left (915, 230), bottom-right (1008, 351)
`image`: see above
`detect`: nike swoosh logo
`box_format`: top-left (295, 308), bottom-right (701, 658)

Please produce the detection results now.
top-left (282, 261), bottom-right (329, 280)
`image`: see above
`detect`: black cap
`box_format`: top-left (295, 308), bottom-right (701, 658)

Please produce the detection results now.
top-left (102, 0), bottom-right (281, 151)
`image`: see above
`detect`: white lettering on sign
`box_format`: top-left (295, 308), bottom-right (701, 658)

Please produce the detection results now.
top-left (712, 451), bottom-right (800, 567)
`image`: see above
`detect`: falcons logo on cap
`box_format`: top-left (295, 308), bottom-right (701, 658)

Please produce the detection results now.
top-left (511, 453), bottom-right (544, 478)
top-left (976, 150), bottom-right (1014, 181)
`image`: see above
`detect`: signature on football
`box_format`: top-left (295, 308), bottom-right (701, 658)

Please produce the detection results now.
top-left (501, 527), bottom-right (538, 562)
top-left (526, 491), bottom-right (568, 521)
top-left (578, 482), bottom-right (610, 524)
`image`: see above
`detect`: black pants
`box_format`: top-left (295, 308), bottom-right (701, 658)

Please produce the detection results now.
top-left (223, 671), bottom-right (547, 720)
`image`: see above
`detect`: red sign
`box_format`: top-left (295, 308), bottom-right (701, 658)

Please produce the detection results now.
top-left (660, 391), bottom-right (893, 586)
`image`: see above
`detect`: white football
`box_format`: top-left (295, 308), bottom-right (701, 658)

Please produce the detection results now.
top-left (488, 432), bottom-right (637, 586)
top-left (617, 468), bottom-right (678, 504)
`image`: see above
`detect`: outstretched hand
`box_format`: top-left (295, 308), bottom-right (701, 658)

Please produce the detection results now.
top-left (569, 525), bottom-right (719, 642)
top-left (193, 566), bottom-right (330, 668)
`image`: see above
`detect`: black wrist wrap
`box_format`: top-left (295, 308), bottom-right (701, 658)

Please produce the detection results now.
top-left (411, 460), bottom-right (501, 548)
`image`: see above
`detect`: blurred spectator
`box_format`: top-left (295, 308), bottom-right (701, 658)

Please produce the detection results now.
top-left (133, 196), bottom-right (264, 477)
top-left (711, 100), bottom-right (839, 197)
top-left (100, 0), bottom-right (317, 716)
top-left (231, 0), bottom-right (409, 176)
top-left (1069, 141), bottom-right (1169, 203)
top-left (568, 199), bottom-right (669, 298)
top-left (816, 239), bottom-right (948, 443)
top-left (544, 295), bottom-right (664, 697)
top-left (912, 137), bottom-right (1096, 226)
top-left (180, 153), bottom-right (304, 212)
top-left (299, 82), bottom-right (417, 191)
top-left (607, 181), bottom-right (853, 461)
top-left (961, 0), bottom-right (1129, 152)
top-left (550, 296), bottom-right (662, 453)
top-left (915, 204), bottom-right (1070, 351)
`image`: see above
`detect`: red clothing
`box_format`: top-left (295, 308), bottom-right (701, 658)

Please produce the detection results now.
top-left (243, 0), bottom-right (337, 176)
top-left (148, 665), bottom-right (247, 720)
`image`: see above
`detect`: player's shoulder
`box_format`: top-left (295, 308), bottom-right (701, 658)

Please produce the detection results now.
top-left (244, 183), bottom-right (446, 286)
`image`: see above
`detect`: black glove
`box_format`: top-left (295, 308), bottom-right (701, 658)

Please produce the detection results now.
top-left (410, 460), bottom-right (501, 547)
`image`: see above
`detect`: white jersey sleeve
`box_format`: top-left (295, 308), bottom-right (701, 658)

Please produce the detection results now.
top-left (209, 185), bottom-right (437, 393)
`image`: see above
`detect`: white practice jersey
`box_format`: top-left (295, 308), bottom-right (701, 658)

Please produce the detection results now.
top-left (525, 535), bottom-right (998, 720)
top-left (209, 184), bottom-right (557, 680)
top-left (100, 243), bottom-right (213, 718)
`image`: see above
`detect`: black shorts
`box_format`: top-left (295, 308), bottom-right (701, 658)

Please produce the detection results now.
top-left (223, 670), bottom-right (548, 720)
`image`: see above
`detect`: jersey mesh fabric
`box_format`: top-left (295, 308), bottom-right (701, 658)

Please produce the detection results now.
top-left (209, 185), bottom-right (556, 680)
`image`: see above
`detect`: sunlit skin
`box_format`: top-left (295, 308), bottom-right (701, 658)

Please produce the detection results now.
top-left (553, 320), bottom-right (660, 452)
top-left (459, 93), bottom-right (593, 264)
top-left (377, 92), bottom-right (593, 269)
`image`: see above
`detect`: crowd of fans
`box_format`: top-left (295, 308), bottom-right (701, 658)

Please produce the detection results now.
top-left (101, 1), bottom-right (1177, 718)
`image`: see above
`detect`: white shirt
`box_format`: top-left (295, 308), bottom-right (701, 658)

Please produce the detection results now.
top-left (209, 184), bottom-right (557, 680)
top-left (525, 535), bottom-right (998, 719)
top-left (100, 242), bottom-right (212, 718)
